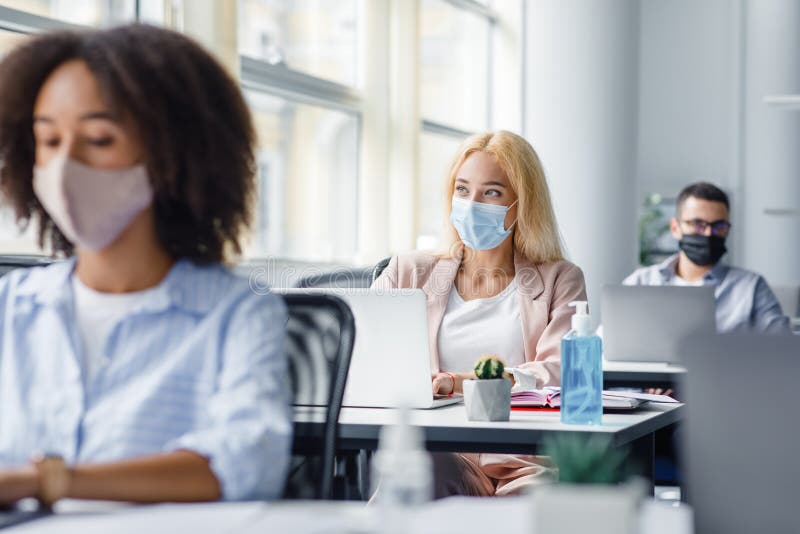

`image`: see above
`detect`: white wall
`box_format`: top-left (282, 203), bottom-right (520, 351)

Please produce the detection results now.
top-left (525, 0), bottom-right (640, 318)
top-left (741, 0), bottom-right (800, 286)
top-left (523, 0), bottom-right (800, 314)
top-left (636, 0), bottom-right (741, 209)
top-left (636, 0), bottom-right (800, 284)
top-left (637, 0), bottom-right (745, 263)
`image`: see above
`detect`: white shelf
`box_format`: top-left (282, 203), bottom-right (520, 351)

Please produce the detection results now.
top-left (764, 94), bottom-right (800, 109)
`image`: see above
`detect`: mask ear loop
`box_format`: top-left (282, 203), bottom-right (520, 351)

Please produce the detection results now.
top-left (504, 199), bottom-right (520, 232)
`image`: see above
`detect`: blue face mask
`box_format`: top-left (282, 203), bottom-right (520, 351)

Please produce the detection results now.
top-left (450, 197), bottom-right (518, 251)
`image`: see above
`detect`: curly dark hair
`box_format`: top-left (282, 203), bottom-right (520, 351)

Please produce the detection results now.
top-left (0, 24), bottom-right (257, 262)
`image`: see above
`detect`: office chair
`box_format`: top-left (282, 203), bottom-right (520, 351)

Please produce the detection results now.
top-left (0, 255), bottom-right (52, 277)
top-left (771, 285), bottom-right (800, 333)
top-left (295, 268), bottom-right (374, 290)
top-left (282, 293), bottom-right (356, 500)
top-left (371, 257), bottom-right (391, 285)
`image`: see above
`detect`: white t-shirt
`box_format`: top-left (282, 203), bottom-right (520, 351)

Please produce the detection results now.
top-left (71, 274), bottom-right (162, 379)
top-left (672, 275), bottom-right (704, 287)
top-left (437, 277), bottom-right (525, 373)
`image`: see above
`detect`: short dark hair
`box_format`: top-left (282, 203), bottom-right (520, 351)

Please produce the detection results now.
top-left (676, 182), bottom-right (730, 216)
top-left (0, 24), bottom-right (256, 263)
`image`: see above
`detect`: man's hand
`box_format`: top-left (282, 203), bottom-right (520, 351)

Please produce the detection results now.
top-left (645, 387), bottom-right (674, 397)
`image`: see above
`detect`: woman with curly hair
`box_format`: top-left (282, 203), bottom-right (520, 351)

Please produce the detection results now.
top-left (0, 24), bottom-right (290, 505)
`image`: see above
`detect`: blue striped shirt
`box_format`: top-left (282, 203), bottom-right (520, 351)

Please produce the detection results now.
top-left (0, 258), bottom-right (291, 500)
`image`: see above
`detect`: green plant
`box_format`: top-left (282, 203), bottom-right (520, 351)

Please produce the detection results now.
top-left (639, 193), bottom-right (671, 266)
top-left (473, 355), bottom-right (505, 380)
top-left (543, 433), bottom-right (629, 484)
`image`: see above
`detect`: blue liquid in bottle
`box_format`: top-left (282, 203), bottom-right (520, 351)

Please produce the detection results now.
top-left (561, 328), bottom-right (603, 425)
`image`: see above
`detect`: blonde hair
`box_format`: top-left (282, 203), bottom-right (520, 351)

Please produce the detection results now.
top-left (441, 130), bottom-right (565, 264)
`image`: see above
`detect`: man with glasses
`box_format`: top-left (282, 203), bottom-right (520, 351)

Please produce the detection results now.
top-left (624, 182), bottom-right (789, 334)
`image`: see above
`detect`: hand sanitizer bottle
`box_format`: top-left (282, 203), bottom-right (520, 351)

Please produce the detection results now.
top-left (370, 406), bottom-right (433, 533)
top-left (561, 301), bottom-right (602, 425)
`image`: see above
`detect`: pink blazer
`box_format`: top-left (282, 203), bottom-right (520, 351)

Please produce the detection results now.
top-left (372, 247), bottom-right (588, 495)
top-left (372, 247), bottom-right (587, 388)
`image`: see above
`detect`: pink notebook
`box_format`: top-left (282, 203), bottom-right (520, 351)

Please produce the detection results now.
top-left (511, 387), bottom-right (678, 410)
top-left (510, 388), bottom-right (561, 407)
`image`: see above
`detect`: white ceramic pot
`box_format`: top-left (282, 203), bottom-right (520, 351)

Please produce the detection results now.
top-left (462, 378), bottom-right (511, 422)
top-left (533, 479), bottom-right (646, 534)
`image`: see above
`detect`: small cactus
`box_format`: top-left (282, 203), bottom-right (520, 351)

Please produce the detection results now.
top-left (473, 355), bottom-right (505, 380)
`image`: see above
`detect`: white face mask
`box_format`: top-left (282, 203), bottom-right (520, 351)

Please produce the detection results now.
top-left (33, 156), bottom-right (153, 251)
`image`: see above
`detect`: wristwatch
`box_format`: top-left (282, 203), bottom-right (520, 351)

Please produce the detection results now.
top-left (31, 454), bottom-right (70, 509)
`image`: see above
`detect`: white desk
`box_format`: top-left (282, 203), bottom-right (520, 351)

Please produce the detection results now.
top-left (294, 403), bottom-right (683, 489)
top-left (296, 403), bottom-right (682, 451)
top-left (8, 496), bottom-right (693, 534)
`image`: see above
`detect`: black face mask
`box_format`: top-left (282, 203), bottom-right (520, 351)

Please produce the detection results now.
top-left (679, 234), bottom-right (727, 266)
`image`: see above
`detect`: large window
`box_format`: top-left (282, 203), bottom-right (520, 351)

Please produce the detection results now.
top-left (0, 1), bottom-right (521, 264)
top-left (416, 0), bottom-right (496, 251)
top-left (0, 1), bottom-right (363, 263)
top-left (246, 90), bottom-right (359, 261)
top-left (0, 0), bottom-right (136, 26)
top-left (419, 0), bottom-right (490, 132)
top-left (416, 131), bottom-right (463, 251)
top-left (0, 29), bottom-right (37, 254)
top-left (238, 0), bottom-right (361, 263)
top-left (239, 0), bottom-right (358, 87)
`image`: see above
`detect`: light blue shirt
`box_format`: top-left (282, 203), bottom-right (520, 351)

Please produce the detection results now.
top-left (0, 258), bottom-right (291, 501)
top-left (623, 254), bottom-right (790, 334)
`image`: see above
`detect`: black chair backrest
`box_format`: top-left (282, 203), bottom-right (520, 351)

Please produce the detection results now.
top-left (371, 257), bottom-right (391, 285)
top-left (295, 268), bottom-right (373, 290)
top-left (282, 293), bottom-right (355, 500)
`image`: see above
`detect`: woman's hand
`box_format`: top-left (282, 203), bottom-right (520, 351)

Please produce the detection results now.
top-left (431, 372), bottom-right (476, 396)
top-left (431, 373), bottom-right (456, 396)
top-left (0, 466), bottom-right (38, 505)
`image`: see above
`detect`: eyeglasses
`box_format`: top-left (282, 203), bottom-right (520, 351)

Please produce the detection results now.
top-left (681, 219), bottom-right (732, 237)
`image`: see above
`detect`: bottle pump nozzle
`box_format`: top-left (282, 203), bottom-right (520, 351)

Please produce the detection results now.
top-left (568, 301), bottom-right (592, 336)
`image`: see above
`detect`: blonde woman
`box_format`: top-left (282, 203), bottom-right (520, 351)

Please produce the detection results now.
top-left (373, 130), bottom-right (586, 496)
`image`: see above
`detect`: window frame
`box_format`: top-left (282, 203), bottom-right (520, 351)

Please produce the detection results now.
top-left (0, 5), bottom-right (86, 33)
top-left (419, 0), bottom-right (498, 140)
top-left (238, 19), bottom-right (365, 262)
top-left (240, 56), bottom-right (362, 115)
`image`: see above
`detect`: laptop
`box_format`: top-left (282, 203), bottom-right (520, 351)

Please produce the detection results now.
top-left (602, 285), bottom-right (715, 363)
top-left (279, 288), bottom-right (462, 409)
top-left (678, 333), bottom-right (800, 533)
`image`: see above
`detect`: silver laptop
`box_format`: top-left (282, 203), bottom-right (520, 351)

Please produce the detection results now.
top-left (279, 288), bottom-right (461, 409)
top-left (679, 333), bottom-right (800, 533)
top-left (602, 285), bottom-right (715, 363)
